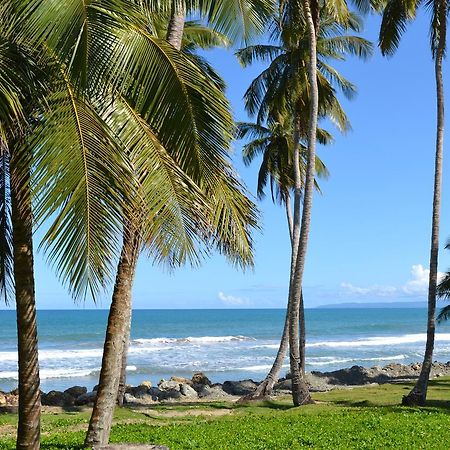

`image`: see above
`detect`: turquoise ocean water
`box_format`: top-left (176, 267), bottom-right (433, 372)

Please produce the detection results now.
top-left (1, 308), bottom-right (450, 392)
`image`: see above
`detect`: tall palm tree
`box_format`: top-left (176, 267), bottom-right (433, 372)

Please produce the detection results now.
top-left (236, 6), bottom-right (372, 403)
top-left (0, 10), bottom-right (51, 446)
top-left (85, 25), bottom-right (258, 448)
top-left (379, 0), bottom-right (448, 406)
top-left (237, 117), bottom-right (330, 397)
top-left (115, 19), bottom-right (232, 406)
top-left (6, 0), bottom-right (255, 446)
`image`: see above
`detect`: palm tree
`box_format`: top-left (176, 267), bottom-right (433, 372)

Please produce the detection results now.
top-left (115, 19), bottom-right (233, 406)
top-left (379, 0), bottom-right (448, 406)
top-left (164, 0), bottom-right (275, 51)
top-left (236, 6), bottom-right (372, 403)
top-left (0, 10), bottom-right (51, 446)
top-left (85, 6), bottom-right (264, 445)
top-left (237, 117), bottom-right (330, 397)
top-left (6, 1), bottom-right (254, 446)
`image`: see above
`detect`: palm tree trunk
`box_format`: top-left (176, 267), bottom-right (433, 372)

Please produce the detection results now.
top-left (402, 4), bottom-right (446, 406)
top-left (116, 316), bottom-right (131, 406)
top-left (166, 1), bottom-right (186, 50)
top-left (299, 290), bottom-right (306, 376)
top-left (288, 0), bottom-right (318, 407)
top-left (85, 226), bottom-right (140, 446)
top-left (238, 194), bottom-right (293, 400)
top-left (10, 161), bottom-right (41, 450)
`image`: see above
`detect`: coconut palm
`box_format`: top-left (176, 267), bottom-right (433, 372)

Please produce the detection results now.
top-left (115, 19), bottom-right (232, 406)
top-left (85, 5), bottom-right (270, 441)
top-left (379, 0), bottom-right (448, 406)
top-left (236, 6), bottom-right (372, 403)
top-left (5, 1), bottom-right (255, 447)
top-left (237, 117), bottom-right (330, 397)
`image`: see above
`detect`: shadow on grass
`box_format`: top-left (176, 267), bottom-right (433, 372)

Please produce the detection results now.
top-left (326, 398), bottom-right (450, 413)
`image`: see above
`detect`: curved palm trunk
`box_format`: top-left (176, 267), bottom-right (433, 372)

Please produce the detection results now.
top-left (166, 1), bottom-right (186, 51)
top-left (288, 0), bottom-right (318, 407)
top-left (402, 7), bottom-right (446, 407)
top-left (85, 226), bottom-right (140, 446)
top-left (10, 162), bottom-right (41, 450)
top-left (241, 194), bottom-right (307, 400)
top-left (116, 316), bottom-right (131, 406)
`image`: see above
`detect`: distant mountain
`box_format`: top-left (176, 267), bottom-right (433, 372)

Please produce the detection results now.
top-left (316, 301), bottom-right (427, 309)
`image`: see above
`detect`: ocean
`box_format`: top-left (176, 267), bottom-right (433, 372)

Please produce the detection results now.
top-left (1, 308), bottom-right (450, 392)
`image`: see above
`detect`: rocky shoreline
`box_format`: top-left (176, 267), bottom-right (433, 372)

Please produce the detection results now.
top-left (2, 361), bottom-right (450, 410)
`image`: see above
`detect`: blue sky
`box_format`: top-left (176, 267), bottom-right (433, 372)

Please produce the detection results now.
top-left (6, 9), bottom-right (450, 310)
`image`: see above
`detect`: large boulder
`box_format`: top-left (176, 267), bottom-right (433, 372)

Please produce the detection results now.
top-left (42, 390), bottom-right (75, 407)
top-left (64, 386), bottom-right (87, 398)
top-left (128, 384), bottom-right (152, 398)
top-left (273, 379), bottom-right (292, 392)
top-left (75, 391), bottom-right (97, 406)
top-left (158, 389), bottom-right (182, 401)
top-left (222, 380), bottom-right (258, 396)
top-left (158, 380), bottom-right (180, 392)
top-left (0, 392), bottom-right (7, 406)
top-left (180, 383), bottom-right (197, 399)
top-left (191, 372), bottom-right (211, 386)
top-left (196, 384), bottom-right (230, 399)
top-left (170, 376), bottom-right (192, 386)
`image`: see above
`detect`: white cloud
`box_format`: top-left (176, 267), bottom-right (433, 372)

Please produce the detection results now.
top-left (340, 264), bottom-right (445, 299)
top-left (218, 291), bottom-right (251, 306)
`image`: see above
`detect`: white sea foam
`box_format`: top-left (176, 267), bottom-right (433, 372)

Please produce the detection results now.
top-left (0, 368), bottom-right (98, 380)
top-left (132, 335), bottom-right (254, 345)
top-left (307, 355), bottom-right (407, 366)
top-left (235, 364), bottom-right (290, 372)
top-left (307, 333), bottom-right (450, 348)
top-left (126, 365), bottom-right (137, 371)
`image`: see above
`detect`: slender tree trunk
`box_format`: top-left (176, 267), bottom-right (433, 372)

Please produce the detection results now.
top-left (299, 290), bottom-right (306, 376)
top-left (238, 194), bottom-right (295, 400)
top-left (116, 315), bottom-right (131, 406)
top-left (85, 226), bottom-right (140, 446)
top-left (288, 0), bottom-right (318, 407)
top-left (166, 1), bottom-right (186, 50)
top-left (287, 194), bottom-right (306, 376)
top-left (10, 159), bottom-right (41, 450)
top-left (402, 6), bottom-right (446, 407)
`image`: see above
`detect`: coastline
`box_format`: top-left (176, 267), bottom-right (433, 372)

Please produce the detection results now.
top-left (2, 361), bottom-right (449, 411)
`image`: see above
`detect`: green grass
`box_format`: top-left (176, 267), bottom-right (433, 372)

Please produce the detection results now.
top-left (1, 379), bottom-right (450, 449)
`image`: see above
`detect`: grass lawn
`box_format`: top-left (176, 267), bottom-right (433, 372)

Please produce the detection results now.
top-left (1, 379), bottom-right (450, 449)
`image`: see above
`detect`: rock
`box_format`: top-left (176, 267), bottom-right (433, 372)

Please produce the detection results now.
top-left (129, 384), bottom-right (152, 398)
top-left (75, 391), bottom-right (97, 406)
top-left (191, 372), bottom-right (211, 386)
top-left (42, 390), bottom-right (75, 407)
top-left (0, 392), bottom-right (7, 406)
top-left (170, 376), bottom-right (192, 385)
top-left (93, 384), bottom-right (99, 392)
top-left (158, 389), bottom-right (182, 401)
top-left (9, 388), bottom-right (19, 396)
top-left (158, 380), bottom-right (180, 391)
top-left (197, 385), bottom-right (230, 399)
top-left (148, 387), bottom-right (162, 401)
top-left (64, 386), bottom-right (87, 398)
top-left (273, 379), bottom-right (291, 391)
top-left (180, 383), bottom-right (197, 398)
top-left (222, 380), bottom-right (258, 396)
top-left (140, 381), bottom-right (152, 389)
top-left (123, 393), bottom-right (137, 404)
